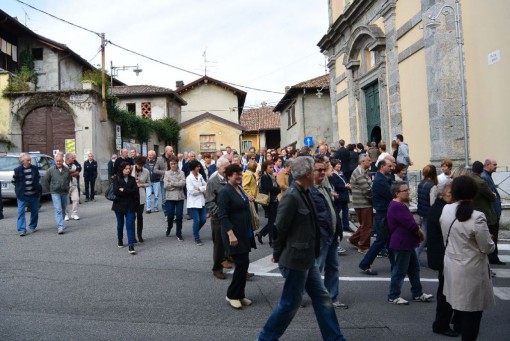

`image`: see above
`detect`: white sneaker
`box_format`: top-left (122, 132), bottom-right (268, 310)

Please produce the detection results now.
top-left (226, 296), bottom-right (242, 309)
top-left (71, 215), bottom-right (80, 220)
top-left (413, 293), bottom-right (434, 302)
top-left (240, 298), bottom-right (252, 306)
top-left (64, 215), bottom-right (70, 221)
top-left (388, 297), bottom-right (409, 305)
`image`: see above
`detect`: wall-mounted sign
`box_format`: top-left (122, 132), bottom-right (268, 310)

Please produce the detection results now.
top-left (488, 50), bottom-right (500, 65)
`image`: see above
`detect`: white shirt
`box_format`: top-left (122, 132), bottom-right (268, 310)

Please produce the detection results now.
top-left (186, 173), bottom-right (207, 208)
top-left (438, 173), bottom-right (450, 184)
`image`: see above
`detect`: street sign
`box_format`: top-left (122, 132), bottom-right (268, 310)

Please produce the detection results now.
top-left (304, 136), bottom-right (313, 147)
top-left (115, 125), bottom-right (121, 150)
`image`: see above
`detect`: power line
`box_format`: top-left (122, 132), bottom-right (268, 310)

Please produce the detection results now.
top-left (14, 0), bottom-right (102, 37)
top-left (14, 0), bottom-right (286, 95)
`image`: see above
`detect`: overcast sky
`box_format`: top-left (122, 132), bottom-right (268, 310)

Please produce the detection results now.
top-left (3, 0), bottom-right (329, 109)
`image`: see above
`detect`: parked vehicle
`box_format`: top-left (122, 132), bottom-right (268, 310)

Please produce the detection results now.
top-left (0, 153), bottom-right (54, 199)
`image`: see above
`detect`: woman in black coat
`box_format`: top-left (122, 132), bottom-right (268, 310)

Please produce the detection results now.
top-left (256, 160), bottom-right (280, 247)
top-left (112, 161), bottom-right (140, 255)
top-left (217, 164), bottom-right (256, 309)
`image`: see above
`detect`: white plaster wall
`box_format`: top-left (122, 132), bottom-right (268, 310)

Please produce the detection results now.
top-left (34, 46), bottom-right (59, 91)
top-left (117, 96), bottom-right (167, 120)
top-left (180, 84), bottom-right (239, 123)
top-left (59, 58), bottom-right (83, 90)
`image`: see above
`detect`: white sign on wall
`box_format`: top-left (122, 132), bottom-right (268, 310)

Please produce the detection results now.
top-left (115, 125), bottom-right (121, 150)
top-left (488, 50), bottom-right (501, 65)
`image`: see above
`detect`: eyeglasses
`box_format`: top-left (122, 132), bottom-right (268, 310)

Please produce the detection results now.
top-left (315, 168), bottom-right (326, 172)
top-left (250, 157), bottom-right (256, 160)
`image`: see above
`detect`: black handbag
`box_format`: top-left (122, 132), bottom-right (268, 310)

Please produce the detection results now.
top-left (105, 180), bottom-right (117, 201)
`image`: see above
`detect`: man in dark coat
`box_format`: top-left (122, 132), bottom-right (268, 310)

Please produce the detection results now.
top-left (333, 139), bottom-right (350, 176)
top-left (83, 152), bottom-right (98, 201)
top-left (13, 153), bottom-right (42, 236)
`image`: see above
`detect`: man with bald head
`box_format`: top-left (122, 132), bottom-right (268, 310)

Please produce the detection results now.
top-left (154, 146), bottom-right (174, 218)
top-left (145, 150), bottom-right (161, 213)
top-left (482, 158), bottom-right (504, 265)
top-left (113, 148), bottom-right (134, 175)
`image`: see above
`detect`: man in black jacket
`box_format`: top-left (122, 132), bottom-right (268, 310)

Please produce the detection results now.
top-left (13, 154), bottom-right (41, 235)
top-left (333, 139), bottom-right (350, 176)
top-left (258, 156), bottom-right (345, 341)
top-left (83, 152), bottom-right (98, 202)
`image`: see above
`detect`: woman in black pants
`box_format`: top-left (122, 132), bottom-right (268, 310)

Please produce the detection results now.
top-left (256, 160), bottom-right (280, 247)
top-left (217, 164), bottom-right (256, 309)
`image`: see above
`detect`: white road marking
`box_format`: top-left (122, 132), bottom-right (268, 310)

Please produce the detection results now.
top-left (244, 272), bottom-right (438, 282)
top-left (248, 254), bottom-right (279, 273)
top-left (498, 244), bottom-right (510, 251)
top-left (492, 269), bottom-right (510, 278)
top-left (498, 255), bottom-right (510, 263)
top-left (494, 287), bottom-right (510, 300)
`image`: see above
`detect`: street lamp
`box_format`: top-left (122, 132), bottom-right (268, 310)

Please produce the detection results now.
top-left (110, 61), bottom-right (142, 92)
top-left (426, 0), bottom-right (469, 168)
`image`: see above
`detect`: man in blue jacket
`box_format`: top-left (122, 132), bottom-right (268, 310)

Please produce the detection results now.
top-left (13, 153), bottom-right (42, 236)
top-left (359, 160), bottom-right (393, 275)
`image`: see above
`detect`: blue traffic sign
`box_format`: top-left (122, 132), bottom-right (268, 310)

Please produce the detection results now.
top-left (304, 136), bottom-right (314, 147)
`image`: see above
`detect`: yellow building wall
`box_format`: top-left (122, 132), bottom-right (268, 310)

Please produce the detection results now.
top-left (241, 134), bottom-right (259, 153)
top-left (336, 79), bottom-right (348, 95)
top-left (463, 0), bottom-right (510, 166)
top-left (371, 16), bottom-right (385, 32)
top-left (396, 0), bottom-right (421, 29)
top-left (331, 0), bottom-right (344, 23)
top-left (397, 25), bottom-right (423, 53)
top-left (180, 118), bottom-right (241, 154)
top-left (335, 55), bottom-right (346, 78)
top-left (0, 73), bottom-right (10, 137)
top-left (336, 97), bottom-right (350, 143)
top-left (398, 49), bottom-right (431, 171)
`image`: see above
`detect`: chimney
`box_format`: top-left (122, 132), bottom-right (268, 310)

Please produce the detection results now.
top-left (176, 80), bottom-right (184, 88)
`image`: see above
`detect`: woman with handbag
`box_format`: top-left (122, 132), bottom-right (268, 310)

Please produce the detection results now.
top-left (387, 181), bottom-right (433, 305)
top-left (440, 175), bottom-right (495, 340)
top-left (217, 164), bottom-right (256, 309)
top-left (112, 162), bottom-right (140, 255)
top-left (256, 160), bottom-right (280, 247)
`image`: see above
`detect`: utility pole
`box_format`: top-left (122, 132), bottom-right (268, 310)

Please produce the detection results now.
top-left (100, 33), bottom-right (107, 122)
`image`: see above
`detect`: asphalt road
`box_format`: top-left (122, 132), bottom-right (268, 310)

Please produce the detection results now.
top-left (1, 196), bottom-right (510, 340)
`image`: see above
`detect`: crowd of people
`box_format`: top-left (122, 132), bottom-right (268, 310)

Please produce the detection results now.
top-left (9, 135), bottom-right (503, 340)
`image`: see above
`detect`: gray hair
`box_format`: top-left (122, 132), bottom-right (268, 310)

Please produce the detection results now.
top-left (358, 153), bottom-right (368, 164)
top-left (437, 179), bottom-right (453, 199)
top-left (391, 181), bottom-right (407, 198)
top-left (65, 152), bottom-right (74, 161)
top-left (291, 156), bottom-right (314, 180)
top-left (216, 157), bottom-right (230, 168)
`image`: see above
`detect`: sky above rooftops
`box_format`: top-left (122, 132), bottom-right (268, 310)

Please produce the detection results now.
top-left (3, 0), bottom-right (328, 110)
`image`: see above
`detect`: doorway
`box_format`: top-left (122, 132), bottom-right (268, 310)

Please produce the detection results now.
top-left (364, 82), bottom-right (381, 144)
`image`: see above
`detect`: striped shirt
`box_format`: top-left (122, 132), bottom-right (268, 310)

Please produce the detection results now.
top-left (23, 167), bottom-right (36, 196)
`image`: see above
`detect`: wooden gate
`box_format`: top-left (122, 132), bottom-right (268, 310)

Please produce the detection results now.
top-left (22, 106), bottom-right (75, 154)
top-left (364, 82), bottom-right (381, 144)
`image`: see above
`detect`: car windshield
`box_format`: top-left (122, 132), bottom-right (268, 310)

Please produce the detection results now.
top-left (0, 157), bottom-right (21, 171)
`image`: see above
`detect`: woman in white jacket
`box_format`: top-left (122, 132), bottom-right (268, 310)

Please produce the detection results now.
top-left (440, 175), bottom-right (495, 340)
top-left (186, 160), bottom-right (207, 245)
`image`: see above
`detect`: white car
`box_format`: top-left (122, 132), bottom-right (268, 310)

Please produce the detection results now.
top-left (0, 153), bottom-right (54, 199)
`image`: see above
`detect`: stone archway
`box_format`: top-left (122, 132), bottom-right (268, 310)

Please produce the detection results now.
top-left (22, 106), bottom-right (75, 154)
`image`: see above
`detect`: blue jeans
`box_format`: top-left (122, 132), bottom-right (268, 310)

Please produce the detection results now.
top-left (388, 249), bottom-right (423, 300)
top-left (115, 210), bottom-right (135, 247)
top-left (359, 211), bottom-right (388, 270)
top-left (258, 265), bottom-right (345, 341)
top-left (334, 201), bottom-right (350, 230)
top-left (51, 193), bottom-right (68, 230)
top-left (316, 238), bottom-right (340, 302)
top-left (17, 195), bottom-right (39, 233)
top-left (189, 207), bottom-right (206, 241)
top-left (146, 182), bottom-right (160, 211)
top-left (415, 216), bottom-right (427, 257)
top-left (166, 200), bottom-right (184, 238)
top-left (160, 181), bottom-right (168, 216)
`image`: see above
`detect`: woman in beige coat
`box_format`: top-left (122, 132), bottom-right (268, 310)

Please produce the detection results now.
top-left (440, 175), bottom-right (495, 340)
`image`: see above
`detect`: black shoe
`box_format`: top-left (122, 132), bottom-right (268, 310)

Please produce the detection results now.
top-left (134, 239), bottom-right (138, 244)
top-left (128, 246), bottom-right (136, 254)
top-left (256, 233), bottom-right (263, 245)
top-left (138, 237), bottom-right (144, 243)
top-left (118, 240), bottom-right (124, 248)
top-left (490, 260), bottom-right (506, 265)
top-left (166, 228), bottom-right (171, 237)
top-left (433, 328), bottom-right (460, 337)
top-left (85, 198), bottom-right (89, 202)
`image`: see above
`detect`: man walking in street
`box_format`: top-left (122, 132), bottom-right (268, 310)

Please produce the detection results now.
top-left (309, 158), bottom-right (348, 309)
top-left (108, 154), bottom-right (117, 180)
top-left (359, 160), bottom-right (393, 275)
top-left (83, 152), bottom-right (97, 202)
top-left (258, 156), bottom-right (345, 341)
top-left (113, 149), bottom-right (133, 175)
top-left (205, 157), bottom-right (230, 280)
top-left (13, 153), bottom-right (42, 236)
top-left (144, 150), bottom-right (160, 213)
top-left (64, 153), bottom-right (80, 221)
top-left (482, 158), bottom-right (505, 265)
top-left (348, 154), bottom-right (373, 256)
top-left (44, 154), bottom-right (71, 234)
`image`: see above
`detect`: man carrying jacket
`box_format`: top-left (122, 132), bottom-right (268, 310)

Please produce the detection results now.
top-left (13, 153), bottom-right (42, 236)
top-left (258, 156), bottom-right (345, 341)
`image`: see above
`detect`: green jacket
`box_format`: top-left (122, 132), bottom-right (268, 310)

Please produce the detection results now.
top-left (472, 174), bottom-right (496, 225)
top-left (44, 166), bottom-right (71, 195)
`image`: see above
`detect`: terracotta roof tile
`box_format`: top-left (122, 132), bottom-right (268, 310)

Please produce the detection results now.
top-left (292, 74), bottom-right (330, 89)
top-left (274, 74), bottom-right (330, 112)
top-left (111, 85), bottom-right (186, 105)
top-left (240, 104), bottom-right (280, 132)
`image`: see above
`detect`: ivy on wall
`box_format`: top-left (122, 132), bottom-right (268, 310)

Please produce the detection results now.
top-left (107, 95), bottom-right (180, 146)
